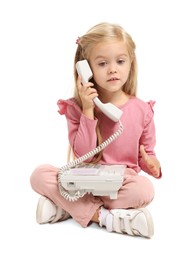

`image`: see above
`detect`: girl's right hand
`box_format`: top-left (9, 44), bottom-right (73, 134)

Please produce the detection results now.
top-left (77, 76), bottom-right (98, 119)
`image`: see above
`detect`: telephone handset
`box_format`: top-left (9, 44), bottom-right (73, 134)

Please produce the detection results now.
top-left (76, 60), bottom-right (123, 122)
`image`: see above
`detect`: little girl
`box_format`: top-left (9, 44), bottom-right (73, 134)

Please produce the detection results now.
top-left (30, 22), bottom-right (161, 238)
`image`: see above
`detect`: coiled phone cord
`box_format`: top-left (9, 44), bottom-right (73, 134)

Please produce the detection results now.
top-left (58, 120), bottom-right (124, 201)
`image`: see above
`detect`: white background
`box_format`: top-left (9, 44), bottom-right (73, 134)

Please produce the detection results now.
top-left (0, 0), bottom-right (188, 259)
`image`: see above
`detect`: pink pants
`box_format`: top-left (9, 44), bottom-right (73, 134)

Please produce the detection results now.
top-left (30, 164), bottom-right (154, 227)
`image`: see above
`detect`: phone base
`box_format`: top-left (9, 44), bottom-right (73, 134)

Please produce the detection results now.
top-left (60, 164), bottom-right (126, 200)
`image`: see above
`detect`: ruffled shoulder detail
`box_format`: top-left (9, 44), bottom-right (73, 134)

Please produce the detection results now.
top-left (57, 97), bottom-right (81, 115)
top-left (147, 100), bottom-right (155, 112)
top-left (144, 100), bottom-right (156, 125)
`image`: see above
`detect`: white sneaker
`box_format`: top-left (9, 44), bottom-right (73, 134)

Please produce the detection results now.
top-left (36, 196), bottom-right (70, 224)
top-left (100, 207), bottom-right (154, 238)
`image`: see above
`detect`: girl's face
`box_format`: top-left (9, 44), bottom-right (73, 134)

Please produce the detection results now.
top-left (89, 40), bottom-right (131, 97)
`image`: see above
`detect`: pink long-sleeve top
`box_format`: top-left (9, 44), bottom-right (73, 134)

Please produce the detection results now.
top-left (57, 96), bottom-right (161, 178)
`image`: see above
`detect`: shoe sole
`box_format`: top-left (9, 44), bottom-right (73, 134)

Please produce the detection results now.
top-left (139, 208), bottom-right (154, 238)
top-left (36, 196), bottom-right (53, 224)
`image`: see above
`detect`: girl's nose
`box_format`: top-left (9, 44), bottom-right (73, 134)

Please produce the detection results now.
top-left (108, 63), bottom-right (117, 74)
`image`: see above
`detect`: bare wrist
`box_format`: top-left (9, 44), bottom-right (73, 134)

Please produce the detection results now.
top-left (83, 108), bottom-right (95, 119)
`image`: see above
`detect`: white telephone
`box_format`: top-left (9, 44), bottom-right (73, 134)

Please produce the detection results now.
top-left (58, 60), bottom-right (124, 202)
top-left (76, 60), bottom-right (123, 122)
top-left (60, 164), bottom-right (126, 201)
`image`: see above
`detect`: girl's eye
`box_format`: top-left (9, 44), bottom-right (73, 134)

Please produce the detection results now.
top-left (117, 59), bottom-right (125, 64)
top-left (98, 61), bottom-right (107, 67)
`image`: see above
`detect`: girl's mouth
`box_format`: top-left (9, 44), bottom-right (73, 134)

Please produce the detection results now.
top-left (108, 77), bottom-right (119, 82)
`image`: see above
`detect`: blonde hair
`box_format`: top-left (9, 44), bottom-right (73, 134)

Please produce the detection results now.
top-left (69, 22), bottom-right (137, 163)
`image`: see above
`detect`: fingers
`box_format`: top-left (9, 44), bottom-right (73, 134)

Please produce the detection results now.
top-left (80, 85), bottom-right (97, 99)
top-left (140, 145), bottom-right (148, 161)
top-left (77, 76), bottom-right (98, 109)
top-left (140, 144), bottom-right (161, 178)
top-left (77, 75), bottom-right (94, 92)
top-left (139, 144), bottom-right (144, 154)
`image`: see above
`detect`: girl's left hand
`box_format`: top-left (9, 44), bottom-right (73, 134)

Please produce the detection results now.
top-left (140, 145), bottom-right (161, 178)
